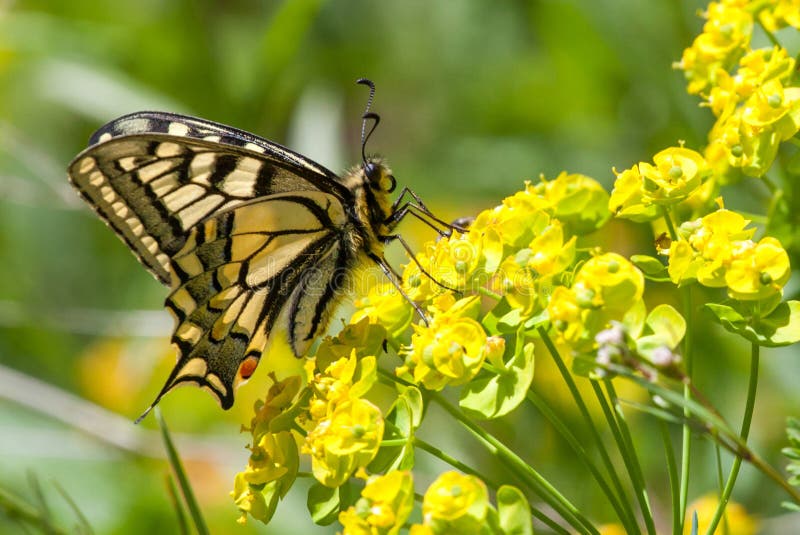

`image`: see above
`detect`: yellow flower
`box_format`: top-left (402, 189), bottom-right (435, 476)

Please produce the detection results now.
top-left (231, 472), bottom-right (269, 525)
top-left (533, 171), bottom-right (611, 234)
top-left (307, 351), bottom-right (377, 422)
top-left (726, 236), bottom-right (790, 300)
top-left (638, 147), bottom-right (709, 205)
top-left (758, 0), bottom-right (800, 31)
top-left (338, 471), bottom-right (415, 535)
top-left (243, 431), bottom-right (297, 486)
top-left (547, 286), bottom-right (587, 345)
top-left (705, 66), bottom-right (742, 118)
top-left (741, 79), bottom-right (795, 130)
top-left (598, 525), bottom-right (627, 535)
top-left (428, 231), bottom-right (484, 291)
top-left (735, 47), bottom-right (795, 100)
top-left (667, 209), bottom-right (753, 287)
top-left (675, 2), bottom-right (753, 94)
top-left (418, 471), bottom-right (489, 534)
top-left (493, 255), bottom-right (537, 315)
top-left (471, 184), bottom-right (551, 251)
top-left (315, 319), bottom-right (387, 372)
top-left (609, 165), bottom-right (659, 221)
top-left (400, 307), bottom-right (489, 390)
top-left (352, 282), bottom-right (414, 340)
top-left (232, 374), bottom-right (303, 524)
top-left (305, 398), bottom-right (385, 488)
top-left (525, 220), bottom-right (576, 278)
top-left (684, 493), bottom-right (758, 535)
top-left (573, 253), bottom-right (645, 316)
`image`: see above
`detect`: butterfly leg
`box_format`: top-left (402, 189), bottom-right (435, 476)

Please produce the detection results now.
top-left (389, 187), bottom-right (469, 235)
top-left (367, 251), bottom-right (430, 326)
top-left (380, 233), bottom-right (460, 293)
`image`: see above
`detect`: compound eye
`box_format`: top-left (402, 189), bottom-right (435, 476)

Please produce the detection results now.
top-left (364, 162), bottom-right (379, 181)
top-left (385, 174), bottom-right (397, 193)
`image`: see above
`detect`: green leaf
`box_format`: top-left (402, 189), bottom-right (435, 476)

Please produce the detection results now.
top-left (307, 482), bottom-right (341, 525)
top-left (459, 330), bottom-right (534, 420)
top-left (368, 387), bottom-right (422, 472)
top-left (496, 485), bottom-right (533, 535)
top-left (498, 307), bottom-right (523, 332)
top-left (623, 299), bottom-right (647, 339)
top-left (706, 300), bottom-right (800, 347)
top-left (631, 254), bottom-right (668, 279)
top-left (522, 310), bottom-right (549, 332)
top-left (636, 304), bottom-right (686, 356)
top-left (483, 298), bottom-right (513, 334)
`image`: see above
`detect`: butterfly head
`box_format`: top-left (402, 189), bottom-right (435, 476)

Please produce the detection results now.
top-left (364, 158), bottom-right (396, 195)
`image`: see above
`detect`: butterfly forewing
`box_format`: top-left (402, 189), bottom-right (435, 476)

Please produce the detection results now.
top-left (68, 112), bottom-right (349, 284)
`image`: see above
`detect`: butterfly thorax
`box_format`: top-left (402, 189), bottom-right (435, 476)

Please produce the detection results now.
top-left (340, 158), bottom-right (396, 249)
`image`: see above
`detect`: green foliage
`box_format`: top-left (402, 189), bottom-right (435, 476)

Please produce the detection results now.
top-left (706, 300), bottom-right (800, 347)
top-left (460, 329), bottom-right (535, 420)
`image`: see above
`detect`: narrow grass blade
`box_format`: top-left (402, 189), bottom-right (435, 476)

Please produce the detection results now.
top-left (165, 473), bottom-right (190, 535)
top-left (155, 408), bottom-right (210, 535)
top-left (51, 480), bottom-right (93, 535)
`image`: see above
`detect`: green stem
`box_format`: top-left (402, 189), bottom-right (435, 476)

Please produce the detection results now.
top-left (537, 327), bottom-right (637, 534)
top-left (761, 174), bottom-right (780, 195)
top-left (756, 18), bottom-right (781, 48)
top-left (704, 343), bottom-right (760, 535)
top-left (659, 421), bottom-right (680, 535)
top-left (428, 391), bottom-right (598, 535)
top-left (414, 437), bottom-right (500, 488)
top-left (380, 438), bottom-right (410, 447)
top-left (678, 286), bottom-right (694, 533)
top-left (477, 286), bottom-right (503, 300)
top-left (662, 206), bottom-right (678, 241)
top-left (526, 390), bottom-right (638, 534)
top-left (602, 380), bottom-right (656, 535)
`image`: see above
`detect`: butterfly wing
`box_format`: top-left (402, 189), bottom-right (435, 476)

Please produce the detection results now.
top-left (68, 111), bottom-right (350, 284)
top-left (68, 112), bottom-right (363, 413)
top-left (152, 190), bottom-right (356, 411)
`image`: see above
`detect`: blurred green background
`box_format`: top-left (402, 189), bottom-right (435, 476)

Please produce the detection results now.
top-left (1, 0), bottom-right (799, 533)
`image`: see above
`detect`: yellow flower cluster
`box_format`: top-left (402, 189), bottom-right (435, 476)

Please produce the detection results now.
top-left (675, 1), bottom-right (800, 177)
top-left (397, 295), bottom-right (490, 390)
top-left (303, 351), bottom-right (385, 487)
top-left (548, 253), bottom-right (645, 350)
top-left (609, 147), bottom-right (711, 221)
top-left (666, 208), bottom-right (790, 299)
top-left (232, 341), bottom-right (387, 523)
top-left (338, 470), bottom-right (415, 535)
top-left (339, 470), bottom-right (532, 535)
top-left (410, 471), bottom-right (489, 534)
top-left (231, 375), bottom-right (302, 524)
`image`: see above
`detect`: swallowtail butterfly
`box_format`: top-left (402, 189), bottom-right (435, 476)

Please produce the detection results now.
top-left (68, 80), bottom-right (452, 418)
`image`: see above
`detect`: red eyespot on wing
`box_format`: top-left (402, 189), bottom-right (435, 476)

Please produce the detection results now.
top-left (238, 356), bottom-right (259, 380)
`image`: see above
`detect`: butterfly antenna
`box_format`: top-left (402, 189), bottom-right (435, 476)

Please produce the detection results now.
top-left (356, 78), bottom-right (381, 167)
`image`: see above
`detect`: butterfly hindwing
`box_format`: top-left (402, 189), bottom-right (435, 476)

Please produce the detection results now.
top-left (68, 112), bottom-right (349, 285)
top-left (151, 191), bottom-right (354, 409)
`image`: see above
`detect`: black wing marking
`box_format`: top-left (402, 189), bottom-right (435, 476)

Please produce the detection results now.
top-left (144, 191), bottom-right (356, 411)
top-left (68, 128), bottom-right (351, 284)
top-left (87, 111), bottom-right (340, 181)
